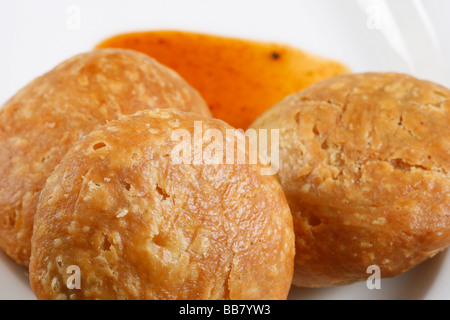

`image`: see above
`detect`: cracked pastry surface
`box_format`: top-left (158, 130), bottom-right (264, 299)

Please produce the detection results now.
top-left (250, 72), bottom-right (450, 287)
top-left (30, 109), bottom-right (295, 300)
top-left (0, 49), bottom-right (211, 266)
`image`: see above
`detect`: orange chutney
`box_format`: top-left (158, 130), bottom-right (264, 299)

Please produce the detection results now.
top-left (97, 30), bottom-right (349, 129)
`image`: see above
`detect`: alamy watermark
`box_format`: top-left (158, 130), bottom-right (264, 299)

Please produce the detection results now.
top-left (65, 263), bottom-right (381, 291)
top-left (66, 265), bottom-right (81, 289)
top-left (366, 265), bottom-right (381, 289)
top-left (66, 5), bottom-right (81, 30)
top-left (170, 121), bottom-right (280, 175)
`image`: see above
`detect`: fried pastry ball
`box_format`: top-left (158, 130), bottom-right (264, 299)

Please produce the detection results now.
top-left (30, 109), bottom-right (294, 300)
top-left (250, 73), bottom-right (450, 287)
top-left (0, 49), bottom-right (211, 266)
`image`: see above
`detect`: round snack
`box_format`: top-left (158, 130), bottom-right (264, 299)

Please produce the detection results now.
top-left (250, 73), bottom-right (450, 287)
top-left (30, 109), bottom-right (294, 300)
top-left (0, 49), bottom-right (211, 266)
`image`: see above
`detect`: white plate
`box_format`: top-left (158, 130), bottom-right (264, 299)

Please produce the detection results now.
top-left (0, 0), bottom-right (449, 300)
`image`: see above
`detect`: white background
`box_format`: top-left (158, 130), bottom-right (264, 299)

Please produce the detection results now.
top-left (0, 0), bottom-right (449, 300)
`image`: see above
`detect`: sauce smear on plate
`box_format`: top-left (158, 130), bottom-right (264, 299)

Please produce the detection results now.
top-left (97, 31), bottom-right (349, 129)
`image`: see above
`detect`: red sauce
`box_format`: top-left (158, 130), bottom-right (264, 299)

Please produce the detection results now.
top-left (97, 30), bottom-right (349, 129)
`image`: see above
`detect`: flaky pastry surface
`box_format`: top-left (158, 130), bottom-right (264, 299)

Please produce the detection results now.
top-left (251, 73), bottom-right (450, 287)
top-left (30, 109), bottom-right (294, 299)
top-left (0, 49), bottom-right (210, 265)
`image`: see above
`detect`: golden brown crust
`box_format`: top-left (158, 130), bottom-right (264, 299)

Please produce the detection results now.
top-left (250, 72), bottom-right (450, 287)
top-left (29, 109), bottom-right (294, 300)
top-left (0, 49), bottom-right (211, 266)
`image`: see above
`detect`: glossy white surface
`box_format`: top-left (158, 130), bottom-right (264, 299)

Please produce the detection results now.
top-left (0, 0), bottom-right (448, 299)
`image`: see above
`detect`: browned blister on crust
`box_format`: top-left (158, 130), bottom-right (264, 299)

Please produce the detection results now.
top-left (250, 73), bottom-right (450, 287)
top-left (0, 49), bottom-right (211, 266)
top-left (30, 109), bottom-right (294, 300)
